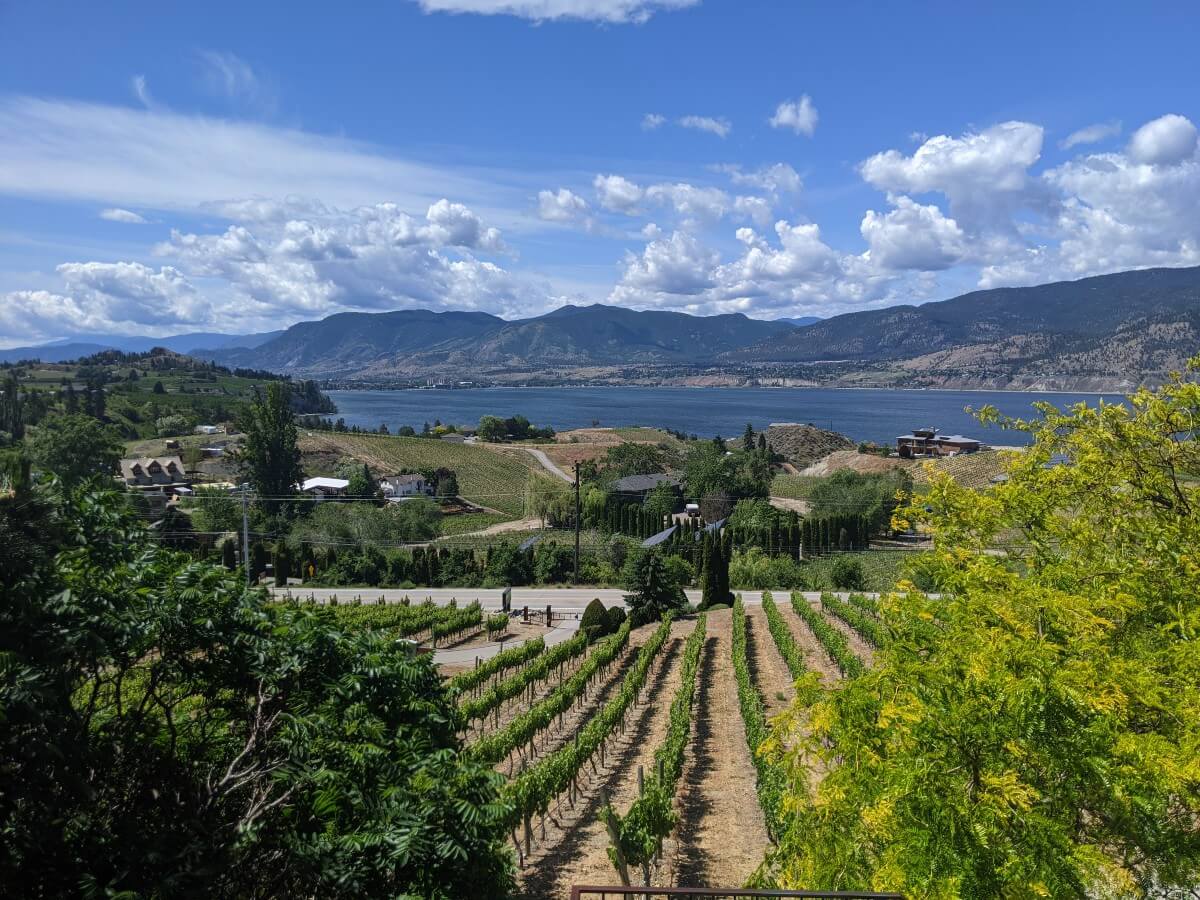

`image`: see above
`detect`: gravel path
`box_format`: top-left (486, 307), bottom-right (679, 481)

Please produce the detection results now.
top-left (666, 608), bottom-right (771, 888)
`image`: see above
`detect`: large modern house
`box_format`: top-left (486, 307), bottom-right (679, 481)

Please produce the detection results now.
top-left (896, 427), bottom-right (982, 458)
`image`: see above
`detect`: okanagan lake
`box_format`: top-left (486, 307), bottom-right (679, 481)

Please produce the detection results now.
top-left (326, 386), bottom-right (1119, 445)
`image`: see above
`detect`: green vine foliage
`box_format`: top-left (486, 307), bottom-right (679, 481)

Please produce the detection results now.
top-left (820, 592), bottom-right (885, 648)
top-left (317, 598), bottom-right (461, 638)
top-left (449, 636), bottom-right (546, 696)
top-left (459, 631), bottom-right (591, 727)
top-left (604, 613), bottom-right (707, 870)
top-left (846, 592), bottom-right (879, 617)
top-left (468, 623), bottom-right (633, 767)
top-left (732, 595), bottom-right (786, 839)
top-left (430, 602), bottom-right (482, 645)
top-left (502, 616), bottom-right (673, 832)
top-left (790, 592), bottom-right (865, 678)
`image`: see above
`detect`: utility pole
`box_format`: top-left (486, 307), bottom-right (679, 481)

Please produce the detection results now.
top-left (241, 482), bottom-right (252, 589)
top-left (573, 461), bottom-right (581, 584)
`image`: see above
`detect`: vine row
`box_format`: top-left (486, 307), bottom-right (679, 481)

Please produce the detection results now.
top-left (468, 622), bottom-right (632, 767)
top-left (790, 592), bottom-right (865, 679)
top-left (449, 636), bottom-right (546, 697)
top-left (820, 592), bottom-right (885, 648)
top-left (501, 616), bottom-right (674, 845)
top-left (430, 602), bottom-right (483, 646)
top-left (846, 592), bottom-right (879, 617)
top-left (732, 595), bottom-right (785, 840)
top-left (760, 590), bottom-right (807, 680)
top-left (458, 631), bottom-right (589, 726)
top-left (604, 613), bottom-right (707, 876)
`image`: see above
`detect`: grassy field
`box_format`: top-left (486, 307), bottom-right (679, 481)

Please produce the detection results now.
top-left (299, 431), bottom-right (539, 517)
top-left (437, 511), bottom-right (512, 536)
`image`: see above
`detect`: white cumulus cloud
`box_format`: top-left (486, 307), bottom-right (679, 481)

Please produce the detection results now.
top-left (537, 187), bottom-right (591, 223)
top-left (860, 196), bottom-right (966, 270)
top-left (593, 173), bottom-right (644, 213)
top-left (768, 95), bottom-right (818, 137)
top-left (1126, 113), bottom-right (1198, 166)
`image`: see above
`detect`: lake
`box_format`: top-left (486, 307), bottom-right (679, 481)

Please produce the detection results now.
top-left (325, 386), bottom-right (1120, 445)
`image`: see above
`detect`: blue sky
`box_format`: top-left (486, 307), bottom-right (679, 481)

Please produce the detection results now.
top-left (1, 0), bottom-right (1198, 346)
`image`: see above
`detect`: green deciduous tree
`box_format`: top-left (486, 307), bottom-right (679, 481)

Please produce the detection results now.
top-left (236, 383), bottom-right (303, 517)
top-left (764, 366), bottom-right (1200, 898)
top-left (26, 413), bottom-right (123, 487)
top-left (0, 481), bottom-right (514, 898)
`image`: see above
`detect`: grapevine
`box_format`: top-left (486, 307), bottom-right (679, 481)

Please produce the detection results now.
top-left (732, 595), bottom-right (785, 839)
top-left (846, 591), bottom-right (879, 617)
top-left (501, 616), bottom-right (673, 839)
top-left (820, 592), bottom-right (885, 648)
top-left (449, 636), bottom-right (546, 696)
top-left (603, 613), bottom-right (706, 874)
top-left (458, 631), bottom-right (589, 725)
top-left (468, 621), bottom-right (633, 767)
top-left (790, 592), bottom-right (865, 678)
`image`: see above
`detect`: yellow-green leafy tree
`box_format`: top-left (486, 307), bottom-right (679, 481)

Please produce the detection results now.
top-left (763, 364), bottom-right (1200, 898)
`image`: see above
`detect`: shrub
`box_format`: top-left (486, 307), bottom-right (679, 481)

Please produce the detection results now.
top-left (831, 556), bottom-right (866, 591)
top-left (580, 597), bottom-right (609, 641)
top-left (605, 605), bottom-right (627, 634)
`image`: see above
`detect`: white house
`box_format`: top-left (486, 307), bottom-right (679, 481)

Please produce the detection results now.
top-left (299, 476), bottom-right (350, 499)
top-left (194, 424), bottom-right (222, 435)
top-left (381, 473), bottom-right (433, 499)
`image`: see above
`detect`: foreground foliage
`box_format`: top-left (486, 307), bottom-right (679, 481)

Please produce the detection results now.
top-left (765, 366), bottom-right (1200, 897)
top-left (0, 478), bottom-right (513, 898)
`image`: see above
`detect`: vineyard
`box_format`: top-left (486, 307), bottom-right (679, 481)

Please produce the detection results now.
top-left (299, 430), bottom-right (540, 516)
top-left (308, 591), bottom-right (880, 896)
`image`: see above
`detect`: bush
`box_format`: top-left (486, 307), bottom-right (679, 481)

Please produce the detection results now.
top-left (580, 597), bottom-right (608, 641)
top-left (605, 605), bottom-right (626, 634)
top-left (831, 555), bottom-right (867, 591)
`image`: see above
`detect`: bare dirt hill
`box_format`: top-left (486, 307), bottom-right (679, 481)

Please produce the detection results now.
top-left (764, 423), bottom-right (854, 468)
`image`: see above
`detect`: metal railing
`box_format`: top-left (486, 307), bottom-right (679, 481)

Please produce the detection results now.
top-left (569, 889), bottom-right (902, 900)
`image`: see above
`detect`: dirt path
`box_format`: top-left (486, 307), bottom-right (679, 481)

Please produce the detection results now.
top-left (743, 604), bottom-right (796, 719)
top-left (666, 608), bottom-right (771, 888)
top-left (517, 619), bottom-right (693, 898)
top-left (518, 446), bottom-right (574, 483)
top-left (817, 603), bottom-right (876, 668)
top-left (777, 601), bottom-right (842, 685)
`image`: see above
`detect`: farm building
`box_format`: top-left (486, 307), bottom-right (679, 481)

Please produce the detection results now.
top-left (299, 476), bottom-right (350, 498)
top-left (120, 455), bottom-right (188, 489)
top-left (381, 473), bottom-right (434, 499)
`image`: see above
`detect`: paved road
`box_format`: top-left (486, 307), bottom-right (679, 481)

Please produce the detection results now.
top-left (269, 586), bottom-right (860, 610)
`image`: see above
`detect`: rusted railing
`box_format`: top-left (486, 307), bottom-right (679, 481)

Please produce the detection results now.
top-left (569, 888), bottom-right (902, 900)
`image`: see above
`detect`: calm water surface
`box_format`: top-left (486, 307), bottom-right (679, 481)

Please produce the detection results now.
top-left (326, 386), bottom-right (1119, 445)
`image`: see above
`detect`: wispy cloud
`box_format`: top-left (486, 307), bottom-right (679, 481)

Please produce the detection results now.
top-left (0, 96), bottom-right (528, 226)
top-left (412, 0), bottom-right (700, 24)
top-left (1059, 120), bottom-right (1121, 149)
top-left (641, 112), bottom-right (666, 131)
top-left (197, 50), bottom-right (276, 113)
top-left (131, 75), bottom-right (155, 109)
top-left (678, 114), bottom-right (731, 138)
top-left (100, 208), bottom-right (149, 224)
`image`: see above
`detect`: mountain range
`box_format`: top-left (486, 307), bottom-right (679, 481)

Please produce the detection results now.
top-left (6, 266), bottom-right (1198, 390)
top-left (0, 330), bottom-right (281, 364)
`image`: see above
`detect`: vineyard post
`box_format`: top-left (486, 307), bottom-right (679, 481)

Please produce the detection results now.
top-left (600, 787), bottom-right (631, 886)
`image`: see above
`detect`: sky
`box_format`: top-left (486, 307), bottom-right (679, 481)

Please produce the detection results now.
top-left (1, 0), bottom-right (1198, 347)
